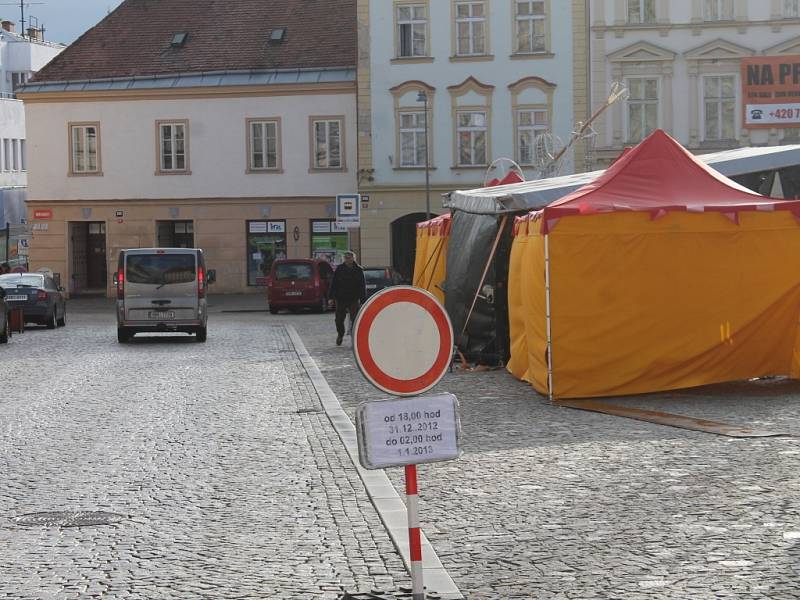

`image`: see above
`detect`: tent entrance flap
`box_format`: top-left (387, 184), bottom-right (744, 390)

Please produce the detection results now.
top-left (557, 400), bottom-right (794, 438)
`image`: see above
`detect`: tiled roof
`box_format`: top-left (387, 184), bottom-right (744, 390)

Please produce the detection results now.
top-left (31, 0), bottom-right (356, 83)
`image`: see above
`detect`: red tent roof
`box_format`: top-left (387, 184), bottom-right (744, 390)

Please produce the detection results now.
top-left (416, 212), bottom-right (452, 235)
top-left (534, 129), bottom-right (800, 233)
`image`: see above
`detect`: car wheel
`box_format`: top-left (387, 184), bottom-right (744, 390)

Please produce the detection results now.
top-left (0, 316), bottom-right (8, 344)
top-left (196, 326), bottom-right (207, 343)
top-left (269, 306), bottom-right (279, 315)
top-left (313, 295), bottom-right (327, 314)
top-left (117, 327), bottom-right (132, 343)
top-left (57, 305), bottom-right (66, 327)
top-left (46, 309), bottom-right (57, 329)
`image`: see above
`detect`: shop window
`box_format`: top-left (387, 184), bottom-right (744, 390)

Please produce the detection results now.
top-left (310, 220), bottom-right (350, 265)
top-left (247, 220), bottom-right (287, 286)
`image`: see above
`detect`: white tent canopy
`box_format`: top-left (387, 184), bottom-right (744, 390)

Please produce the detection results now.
top-left (445, 144), bottom-right (800, 215)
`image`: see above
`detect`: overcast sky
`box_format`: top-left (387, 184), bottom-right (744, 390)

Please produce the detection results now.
top-left (0, 0), bottom-right (124, 44)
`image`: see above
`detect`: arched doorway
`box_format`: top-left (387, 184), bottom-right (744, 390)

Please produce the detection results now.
top-left (391, 212), bottom-right (429, 282)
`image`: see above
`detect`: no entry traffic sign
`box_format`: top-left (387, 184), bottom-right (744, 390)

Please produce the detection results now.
top-left (353, 286), bottom-right (453, 396)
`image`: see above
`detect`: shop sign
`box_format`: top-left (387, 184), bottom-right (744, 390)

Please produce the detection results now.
top-left (33, 209), bottom-right (52, 220)
top-left (249, 221), bottom-right (268, 233)
top-left (312, 221), bottom-right (331, 233)
top-left (331, 222), bottom-right (349, 233)
top-left (742, 56), bottom-right (800, 128)
top-left (268, 221), bottom-right (285, 233)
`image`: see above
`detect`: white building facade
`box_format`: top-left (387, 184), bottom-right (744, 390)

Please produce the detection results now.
top-left (21, 76), bottom-right (357, 295)
top-left (0, 21), bottom-right (62, 225)
top-left (590, 0), bottom-right (800, 166)
top-left (357, 0), bottom-right (588, 276)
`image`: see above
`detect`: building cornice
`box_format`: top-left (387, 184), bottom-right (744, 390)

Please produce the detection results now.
top-left (18, 80), bottom-right (356, 103)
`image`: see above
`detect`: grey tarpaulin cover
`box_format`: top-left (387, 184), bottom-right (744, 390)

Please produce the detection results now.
top-left (444, 211), bottom-right (513, 365)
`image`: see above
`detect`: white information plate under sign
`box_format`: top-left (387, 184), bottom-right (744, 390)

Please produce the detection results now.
top-left (355, 393), bottom-right (461, 470)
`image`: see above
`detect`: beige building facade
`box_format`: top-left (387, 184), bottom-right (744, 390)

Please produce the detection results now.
top-left (357, 0), bottom-right (589, 277)
top-left (21, 82), bottom-right (357, 296)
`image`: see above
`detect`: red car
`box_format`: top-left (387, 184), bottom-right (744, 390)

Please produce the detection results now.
top-left (267, 259), bottom-right (333, 314)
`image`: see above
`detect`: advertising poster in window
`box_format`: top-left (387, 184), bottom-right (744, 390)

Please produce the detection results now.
top-left (310, 219), bottom-right (349, 266)
top-left (742, 56), bottom-right (800, 128)
top-left (247, 220), bottom-right (287, 286)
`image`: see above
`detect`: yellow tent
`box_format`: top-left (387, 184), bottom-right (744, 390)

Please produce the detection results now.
top-left (508, 130), bottom-right (800, 399)
top-left (412, 214), bottom-right (451, 304)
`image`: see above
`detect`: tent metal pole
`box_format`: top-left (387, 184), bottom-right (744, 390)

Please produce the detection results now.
top-left (544, 233), bottom-right (554, 402)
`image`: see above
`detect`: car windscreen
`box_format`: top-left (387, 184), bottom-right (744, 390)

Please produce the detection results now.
top-left (0, 274), bottom-right (44, 288)
top-left (126, 254), bottom-right (196, 285)
top-left (364, 269), bottom-right (389, 283)
top-left (275, 263), bottom-right (313, 281)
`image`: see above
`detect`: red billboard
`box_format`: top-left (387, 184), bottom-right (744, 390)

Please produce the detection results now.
top-left (742, 56), bottom-right (800, 128)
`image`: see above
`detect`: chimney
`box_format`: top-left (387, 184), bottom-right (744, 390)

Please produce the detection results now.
top-left (1, 20), bottom-right (14, 33)
top-left (26, 27), bottom-right (40, 41)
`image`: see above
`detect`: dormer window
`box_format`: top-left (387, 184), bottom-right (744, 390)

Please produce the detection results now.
top-left (170, 32), bottom-right (188, 47)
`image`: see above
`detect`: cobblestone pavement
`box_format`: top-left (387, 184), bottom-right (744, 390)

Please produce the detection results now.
top-left (0, 305), bottom-right (409, 599)
top-left (291, 310), bottom-right (800, 600)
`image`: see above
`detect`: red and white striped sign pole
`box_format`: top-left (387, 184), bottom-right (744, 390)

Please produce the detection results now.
top-left (352, 287), bottom-right (458, 600)
top-left (405, 464), bottom-right (424, 599)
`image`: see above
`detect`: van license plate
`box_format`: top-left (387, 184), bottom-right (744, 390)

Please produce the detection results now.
top-left (148, 310), bottom-right (175, 319)
top-left (6, 295), bottom-right (27, 301)
top-left (285, 291), bottom-right (302, 296)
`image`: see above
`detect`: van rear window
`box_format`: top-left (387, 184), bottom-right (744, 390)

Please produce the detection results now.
top-left (126, 254), bottom-right (195, 285)
top-left (275, 263), bottom-right (312, 281)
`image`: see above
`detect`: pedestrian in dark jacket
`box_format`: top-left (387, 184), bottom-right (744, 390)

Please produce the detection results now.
top-left (329, 250), bottom-right (366, 346)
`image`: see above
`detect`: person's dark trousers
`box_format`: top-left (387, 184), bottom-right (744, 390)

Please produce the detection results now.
top-left (335, 299), bottom-right (360, 338)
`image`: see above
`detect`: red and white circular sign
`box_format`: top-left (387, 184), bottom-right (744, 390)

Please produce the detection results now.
top-left (353, 286), bottom-right (454, 396)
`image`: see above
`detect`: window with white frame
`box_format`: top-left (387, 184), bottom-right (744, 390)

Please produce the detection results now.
top-left (397, 4), bottom-right (427, 57)
top-left (10, 72), bottom-right (28, 96)
top-left (627, 78), bottom-right (659, 143)
top-left (516, 109), bottom-right (549, 166)
top-left (627, 0), bottom-right (656, 23)
top-left (11, 139), bottom-right (19, 171)
top-left (704, 0), bottom-right (734, 20)
top-left (399, 111), bottom-right (427, 167)
top-left (455, 1), bottom-right (486, 56)
top-left (158, 121), bottom-right (188, 172)
top-left (515, 0), bottom-right (547, 54)
top-left (312, 118), bottom-right (343, 169)
top-left (248, 120), bottom-right (280, 170)
top-left (703, 75), bottom-right (736, 141)
top-left (70, 124), bottom-right (100, 174)
top-left (785, 0), bottom-right (800, 17)
top-left (19, 139), bottom-right (25, 171)
top-left (2, 139), bottom-right (8, 171)
top-left (456, 111), bottom-right (488, 166)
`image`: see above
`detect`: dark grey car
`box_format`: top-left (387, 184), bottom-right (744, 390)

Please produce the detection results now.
top-left (0, 287), bottom-right (9, 343)
top-left (0, 273), bottom-right (66, 329)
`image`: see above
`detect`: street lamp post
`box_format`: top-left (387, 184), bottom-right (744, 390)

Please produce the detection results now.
top-left (417, 90), bottom-right (431, 221)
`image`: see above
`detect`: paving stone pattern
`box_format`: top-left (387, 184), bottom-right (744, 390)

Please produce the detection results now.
top-left (0, 308), bottom-right (408, 599)
top-left (293, 310), bottom-right (800, 600)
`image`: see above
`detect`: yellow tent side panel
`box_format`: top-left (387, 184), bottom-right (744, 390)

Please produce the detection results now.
top-left (412, 228), bottom-right (448, 304)
top-left (412, 228), bottom-right (430, 287)
top-left (507, 225), bottom-right (548, 393)
top-left (544, 210), bottom-right (800, 398)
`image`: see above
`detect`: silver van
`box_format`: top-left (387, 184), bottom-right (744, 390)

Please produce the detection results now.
top-left (114, 248), bottom-right (215, 343)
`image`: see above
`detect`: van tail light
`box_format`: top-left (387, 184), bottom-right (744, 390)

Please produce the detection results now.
top-left (197, 266), bottom-right (206, 298)
top-left (36, 289), bottom-right (48, 302)
top-left (117, 267), bottom-right (124, 299)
